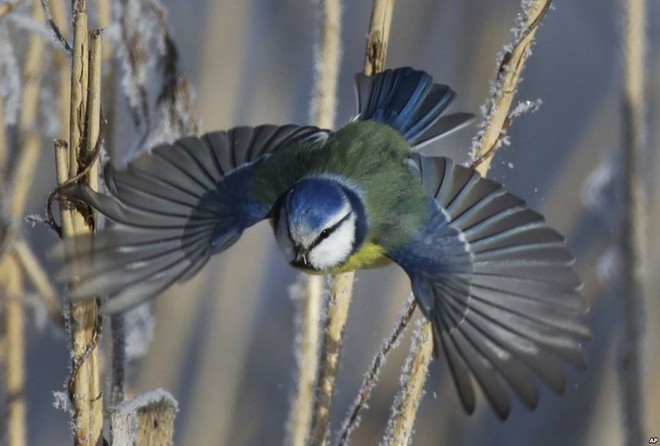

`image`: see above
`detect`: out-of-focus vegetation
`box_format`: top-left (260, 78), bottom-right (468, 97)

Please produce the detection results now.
top-left (0, 0), bottom-right (658, 444)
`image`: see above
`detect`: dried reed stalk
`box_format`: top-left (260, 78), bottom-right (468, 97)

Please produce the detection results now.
top-left (300, 0), bottom-right (348, 446)
top-left (0, 1), bottom-right (48, 443)
top-left (288, 2), bottom-right (342, 444)
top-left (0, 258), bottom-right (25, 446)
top-left (383, 1), bottom-right (552, 444)
top-left (308, 1), bottom-right (396, 445)
top-left (13, 239), bottom-right (64, 327)
top-left (110, 389), bottom-right (178, 446)
top-left (58, 2), bottom-right (104, 442)
top-left (618, 0), bottom-right (648, 443)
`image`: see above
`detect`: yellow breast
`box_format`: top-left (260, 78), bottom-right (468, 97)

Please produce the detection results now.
top-left (326, 241), bottom-right (392, 274)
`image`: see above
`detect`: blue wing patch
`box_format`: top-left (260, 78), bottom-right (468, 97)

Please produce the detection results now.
top-left (55, 125), bottom-right (330, 313)
top-left (390, 154), bottom-right (591, 420)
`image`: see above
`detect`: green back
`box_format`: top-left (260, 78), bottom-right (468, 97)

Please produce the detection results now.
top-left (251, 120), bottom-right (429, 249)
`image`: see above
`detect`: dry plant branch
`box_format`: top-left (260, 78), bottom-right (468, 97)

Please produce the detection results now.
top-left (382, 321), bottom-right (432, 446)
top-left (618, 0), bottom-right (648, 443)
top-left (287, 274), bottom-right (324, 446)
top-left (383, 1), bottom-right (552, 443)
top-left (0, 0), bottom-right (24, 19)
top-left (337, 294), bottom-right (416, 445)
top-left (47, 0), bottom-right (71, 142)
top-left (110, 389), bottom-right (178, 446)
top-left (310, 272), bottom-right (355, 445)
top-left (470, 0), bottom-right (551, 172)
top-left (309, 2), bottom-right (396, 444)
top-left (287, 1), bottom-right (341, 445)
top-left (363, 0), bottom-right (394, 76)
top-left (0, 258), bottom-right (26, 446)
top-left (0, 2), bottom-right (48, 443)
top-left (58, 2), bottom-right (104, 442)
top-left (40, 0), bottom-right (72, 53)
top-left (13, 239), bottom-right (64, 327)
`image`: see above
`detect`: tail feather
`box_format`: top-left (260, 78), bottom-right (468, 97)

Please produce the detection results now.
top-left (355, 67), bottom-right (473, 147)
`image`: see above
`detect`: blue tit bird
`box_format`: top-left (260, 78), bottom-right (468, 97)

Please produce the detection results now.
top-left (56, 67), bottom-right (590, 420)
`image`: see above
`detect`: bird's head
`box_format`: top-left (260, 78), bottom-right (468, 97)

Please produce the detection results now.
top-left (274, 177), bottom-right (366, 272)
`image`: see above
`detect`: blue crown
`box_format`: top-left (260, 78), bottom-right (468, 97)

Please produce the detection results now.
top-left (286, 178), bottom-right (347, 232)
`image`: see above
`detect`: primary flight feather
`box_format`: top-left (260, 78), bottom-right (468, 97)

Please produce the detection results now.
top-left (56, 67), bottom-right (590, 419)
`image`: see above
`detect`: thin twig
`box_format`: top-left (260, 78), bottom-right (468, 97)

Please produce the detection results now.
top-left (12, 239), bottom-right (65, 328)
top-left (39, 0), bottom-right (72, 53)
top-left (337, 294), bottom-right (416, 446)
top-left (618, 0), bottom-right (647, 443)
top-left (383, 1), bottom-right (553, 443)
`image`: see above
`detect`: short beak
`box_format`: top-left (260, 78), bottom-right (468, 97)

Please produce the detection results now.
top-left (294, 249), bottom-right (310, 267)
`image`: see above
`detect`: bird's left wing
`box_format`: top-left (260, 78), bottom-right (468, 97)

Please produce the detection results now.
top-left (55, 125), bottom-right (329, 313)
top-left (388, 154), bottom-right (590, 420)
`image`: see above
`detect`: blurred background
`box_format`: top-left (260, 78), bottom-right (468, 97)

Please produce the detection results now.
top-left (3, 0), bottom-right (659, 444)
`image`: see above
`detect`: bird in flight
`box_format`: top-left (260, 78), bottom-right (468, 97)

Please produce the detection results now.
top-left (56, 67), bottom-right (590, 420)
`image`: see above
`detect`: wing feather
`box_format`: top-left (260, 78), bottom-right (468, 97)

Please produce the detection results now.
top-left (55, 125), bottom-right (329, 313)
top-left (392, 154), bottom-right (590, 419)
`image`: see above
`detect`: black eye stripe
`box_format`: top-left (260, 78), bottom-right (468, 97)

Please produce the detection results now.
top-left (310, 212), bottom-right (352, 249)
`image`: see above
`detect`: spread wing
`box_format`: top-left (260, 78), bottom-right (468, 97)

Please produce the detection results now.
top-left (55, 125), bottom-right (329, 313)
top-left (388, 154), bottom-right (590, 420)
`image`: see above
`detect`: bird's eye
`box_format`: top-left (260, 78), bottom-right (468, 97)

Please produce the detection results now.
top-left (319, 228), bottom-right (331, 240)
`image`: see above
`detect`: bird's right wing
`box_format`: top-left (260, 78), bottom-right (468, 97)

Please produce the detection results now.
top-left (55, 125), bottom-right (329, 313)
top-left (388, 154), bottom-right (591, 419)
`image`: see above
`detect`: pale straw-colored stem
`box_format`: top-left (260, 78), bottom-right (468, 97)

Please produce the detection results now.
top-left (0, 258), bottom-right (26, 446)
top-left (1, 2), bottom-right (48, 443)
top-left (618, 0), bottom-right (647, 444)
top-left (309, 2), bottom-right (395, 444)
top-left (64, 3), bottom-right (104, 443)
top-left (49, 0), bottom-right (71, 142)
top-left (382, 322), bottom-right (432, 446)
top-left (471, 0), bottom-right (551, 174)
top-left (0, 0), bottom-right (23, 19)
top-left (384, 1), bottom-right (552, 444)
top-left (288, 1), bottom-right (341, 445)
top-left (13, 239), bottom-right (64, 327)
top-left (363, 0), bottom-right (395, 76)
top-left (310, 272), bottom-right (355, 445)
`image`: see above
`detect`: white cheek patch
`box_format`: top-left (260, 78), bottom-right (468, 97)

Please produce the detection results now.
top-left (309, 215), bottom-right (356, 270)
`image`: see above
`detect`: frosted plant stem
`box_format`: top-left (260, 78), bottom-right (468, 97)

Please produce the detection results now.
top-left (470, 0), bottom-right (551, 172)
top-left (382, 322), bottom-right (433, 446)
top-left (61, 4), bottom-right (104, 443)
top-left (308, 1), bottom-right (395, 445)
top-left (337, 294), bottom-right (416, 446)
top-left (287, 2), bottom-right (341, 445)
top-left (310, 272), bottom-right (355, 445)
top-left (618, 0), bottom-right (647, 444)
top-left (383, 1), bottom-right (552, 444)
